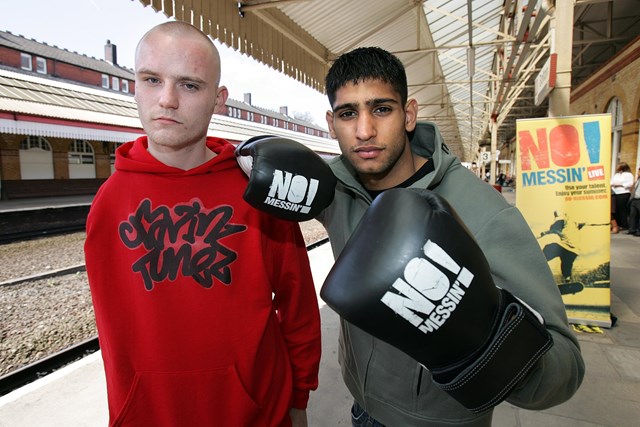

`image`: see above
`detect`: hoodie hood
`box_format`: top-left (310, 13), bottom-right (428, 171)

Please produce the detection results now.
top-left (115, 136), bottom-right (238, 176)
top-left (328, 121), bottom-right (455, 200)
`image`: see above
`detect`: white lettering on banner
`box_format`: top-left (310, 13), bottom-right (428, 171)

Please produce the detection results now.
top-left (380, 240), bottom-right (474, 334)
top-left (266, 169), bottom-right (319, 214)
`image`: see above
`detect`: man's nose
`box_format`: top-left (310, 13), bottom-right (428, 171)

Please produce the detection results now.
top-left (356, 113), bottom-right (376, 141)
top-left (158, 85), bottom-right (178, 109)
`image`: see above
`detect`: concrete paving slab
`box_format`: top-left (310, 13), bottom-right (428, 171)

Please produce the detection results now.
top-left (0, 352), bottom-right (107, 427)
top-left (531, 373), bottom-right (640, 427)
top-left (605, 346), bottom-right (640, 381)
top-left (576, 341), bottom-right (620, 379)
top-left (518, 410), bottom-right (606, 427)
top-left (607, 321), bottom-right (640, 348)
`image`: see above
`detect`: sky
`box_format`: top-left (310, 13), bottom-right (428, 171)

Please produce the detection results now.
top-left (1, 0), bottom-right (331, 128)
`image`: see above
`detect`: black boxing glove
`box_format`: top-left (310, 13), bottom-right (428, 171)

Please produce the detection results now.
top-left (235, 135), bottom-right (337, 221)
top-left (320, 188), bottom-right (553, 413)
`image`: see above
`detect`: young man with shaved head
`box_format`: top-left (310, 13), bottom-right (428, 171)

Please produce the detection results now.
top-left (85, 21), bottom-right (321, 427)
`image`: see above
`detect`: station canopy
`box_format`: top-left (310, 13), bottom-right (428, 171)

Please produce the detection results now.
top-left (138, 0), bottom-right (640, 162)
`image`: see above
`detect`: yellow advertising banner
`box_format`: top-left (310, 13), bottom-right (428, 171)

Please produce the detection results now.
top-left (516, 114), bottom-right (612, 327)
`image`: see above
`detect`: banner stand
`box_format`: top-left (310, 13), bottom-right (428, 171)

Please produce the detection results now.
top-left (516, 114), bottom-right (612, 328)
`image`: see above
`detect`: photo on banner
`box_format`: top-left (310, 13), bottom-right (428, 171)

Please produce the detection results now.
top-left (515, 114), bottom-right (612, 327)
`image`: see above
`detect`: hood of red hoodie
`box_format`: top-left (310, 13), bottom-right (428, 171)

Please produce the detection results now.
top-left (115, 136), bottom-right (238, 176)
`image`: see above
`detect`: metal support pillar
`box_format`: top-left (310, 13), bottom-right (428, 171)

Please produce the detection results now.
top-left (490, 119), bottom-right (497, 185)
top-left (548, 0), bottom-right (574, 117)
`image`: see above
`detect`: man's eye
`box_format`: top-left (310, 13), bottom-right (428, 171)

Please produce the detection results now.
top-left (374, 106), bottom-right (392, 114)
top-left (145, 77), bottom-right (160, 84)
top-left (338, 111), bottom-right (356, 119)
top-left (183, 83), bottom-right (199, 91)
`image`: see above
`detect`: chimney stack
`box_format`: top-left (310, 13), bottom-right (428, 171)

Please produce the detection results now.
top-left (105, 40), bottom-right (117, 65)
top-left (279, 106), bottom-right (288, 116)
top-left (244, 93), bottom-right (252, 105)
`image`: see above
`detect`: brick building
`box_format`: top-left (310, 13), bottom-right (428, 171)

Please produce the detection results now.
top-left (0, 30), bottom-right (335, 200)
top-left (569, 36), bottom-right (640, 174)
top-left (496, 36), bottom-right (640, 182)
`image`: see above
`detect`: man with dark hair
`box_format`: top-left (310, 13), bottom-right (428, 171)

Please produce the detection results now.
top-left (316, 47), bottom-right (585, 426)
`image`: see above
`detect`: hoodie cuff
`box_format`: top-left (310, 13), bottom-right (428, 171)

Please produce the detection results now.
top-left (291, 389), bottom-right (310, 409)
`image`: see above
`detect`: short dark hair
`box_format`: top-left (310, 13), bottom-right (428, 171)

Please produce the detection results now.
top-left (325, 47), bottom-right (408, 108)
top-left (616, 162), bottom-right (631, 173)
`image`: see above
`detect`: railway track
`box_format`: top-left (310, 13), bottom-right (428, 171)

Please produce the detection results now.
top-left (0, 237), bottom-right (330, 397)
top-left (0, 204), bottom-right (89, 244)
top-left (0, 224), bottom-right (87, 245)
top-left (0, 264), bottom-right (86, 288)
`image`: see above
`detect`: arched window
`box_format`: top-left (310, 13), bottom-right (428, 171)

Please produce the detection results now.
top-left (20, 135), bottom-right (51, 151)
top-left (68, 139), bottom-right (96, 179)
top-left (607, 97), bottom-right (623, 173)
top-left (69, 140), bottom-right (94, 164)
top-left (19, 136), bottom-right (54, 179)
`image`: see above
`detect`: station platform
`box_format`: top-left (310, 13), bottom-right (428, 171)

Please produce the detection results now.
top-left (0, 195), bottom-right (94, 213)
top-left (1, 188), bottom-right (639, 426)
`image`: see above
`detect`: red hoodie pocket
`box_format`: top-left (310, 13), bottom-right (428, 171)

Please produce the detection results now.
top-left (111, 366), bottom-right (269, 427)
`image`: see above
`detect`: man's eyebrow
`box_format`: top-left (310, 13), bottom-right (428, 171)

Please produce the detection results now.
top-left (332, 102), bottom-right (358, 112)
top-left (135, 68), bottom-right (208, 85)
top-left (135, 67), bottom-right (157, 76)
top-left (366, 97), bottom-right (399, 106)
top-left (332, 98), bottom-right (399, 111)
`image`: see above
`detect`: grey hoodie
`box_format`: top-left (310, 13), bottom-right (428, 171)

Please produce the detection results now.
top-left (317, 122), bottom-right (584, 426)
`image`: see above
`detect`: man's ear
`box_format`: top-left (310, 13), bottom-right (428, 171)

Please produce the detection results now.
top-left (405, 98), bottom-right (418, 132)
top-left (214, 85), bottom-right (229, 113)
top-left (326, 110), bottom-right (337, 139)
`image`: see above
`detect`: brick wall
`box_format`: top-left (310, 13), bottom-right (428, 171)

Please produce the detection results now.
top-left (0, 46), bottom-right (21, 68)
top-left (570, 37), bottom-right (640, 171)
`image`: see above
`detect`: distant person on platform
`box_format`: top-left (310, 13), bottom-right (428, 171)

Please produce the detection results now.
top-left (627, 167), bottom-right (640, 236)
top-left (84, 21), bottom-right (320, 427)
top-left (610, 161), bottom-right (634, 232)
top-left (314, 47), bottom-right (584, 426)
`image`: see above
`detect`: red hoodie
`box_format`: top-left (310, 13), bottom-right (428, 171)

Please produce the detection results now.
top-left (85, 136), bottom-right (321, 427)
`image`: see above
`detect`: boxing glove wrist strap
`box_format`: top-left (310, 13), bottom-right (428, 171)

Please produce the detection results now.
top-left (431, 289), bottom-right (553, 413)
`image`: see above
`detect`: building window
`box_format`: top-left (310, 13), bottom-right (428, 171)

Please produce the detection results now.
top-left (111, 76), bottom-right (120, 91)
top-left (19, 135), bottom-right (51, 151)
top-left (35, 57), bottom-right (47, 74)
top-left (607, 97), bottom-right (623, 170)
top-left (19, 136), bottom-right (54, 180)
top-left (102, 74), bottom-right (109, 88)
top-left (110, 142), bottom-right (123, 165)
top-left (21, 53), bottom-right (32, 71)
top-left (273, 119), bottom-right (279, 127)
top-left (122, 80), bottom-right (129, 93)
top-left (68, 139), bottom-right (95, 164)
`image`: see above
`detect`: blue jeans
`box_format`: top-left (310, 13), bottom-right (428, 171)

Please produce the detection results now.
top-left (351, 401), bottom-right (386, 427)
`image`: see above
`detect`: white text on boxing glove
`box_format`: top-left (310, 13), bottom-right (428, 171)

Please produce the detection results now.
top-left (380, 240), bottom-right (473, 333)
top-left (265, 169), bottom-right (319, 214)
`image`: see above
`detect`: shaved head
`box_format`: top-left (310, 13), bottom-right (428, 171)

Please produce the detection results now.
top-left (136, 21), bottom-right (222, 86)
